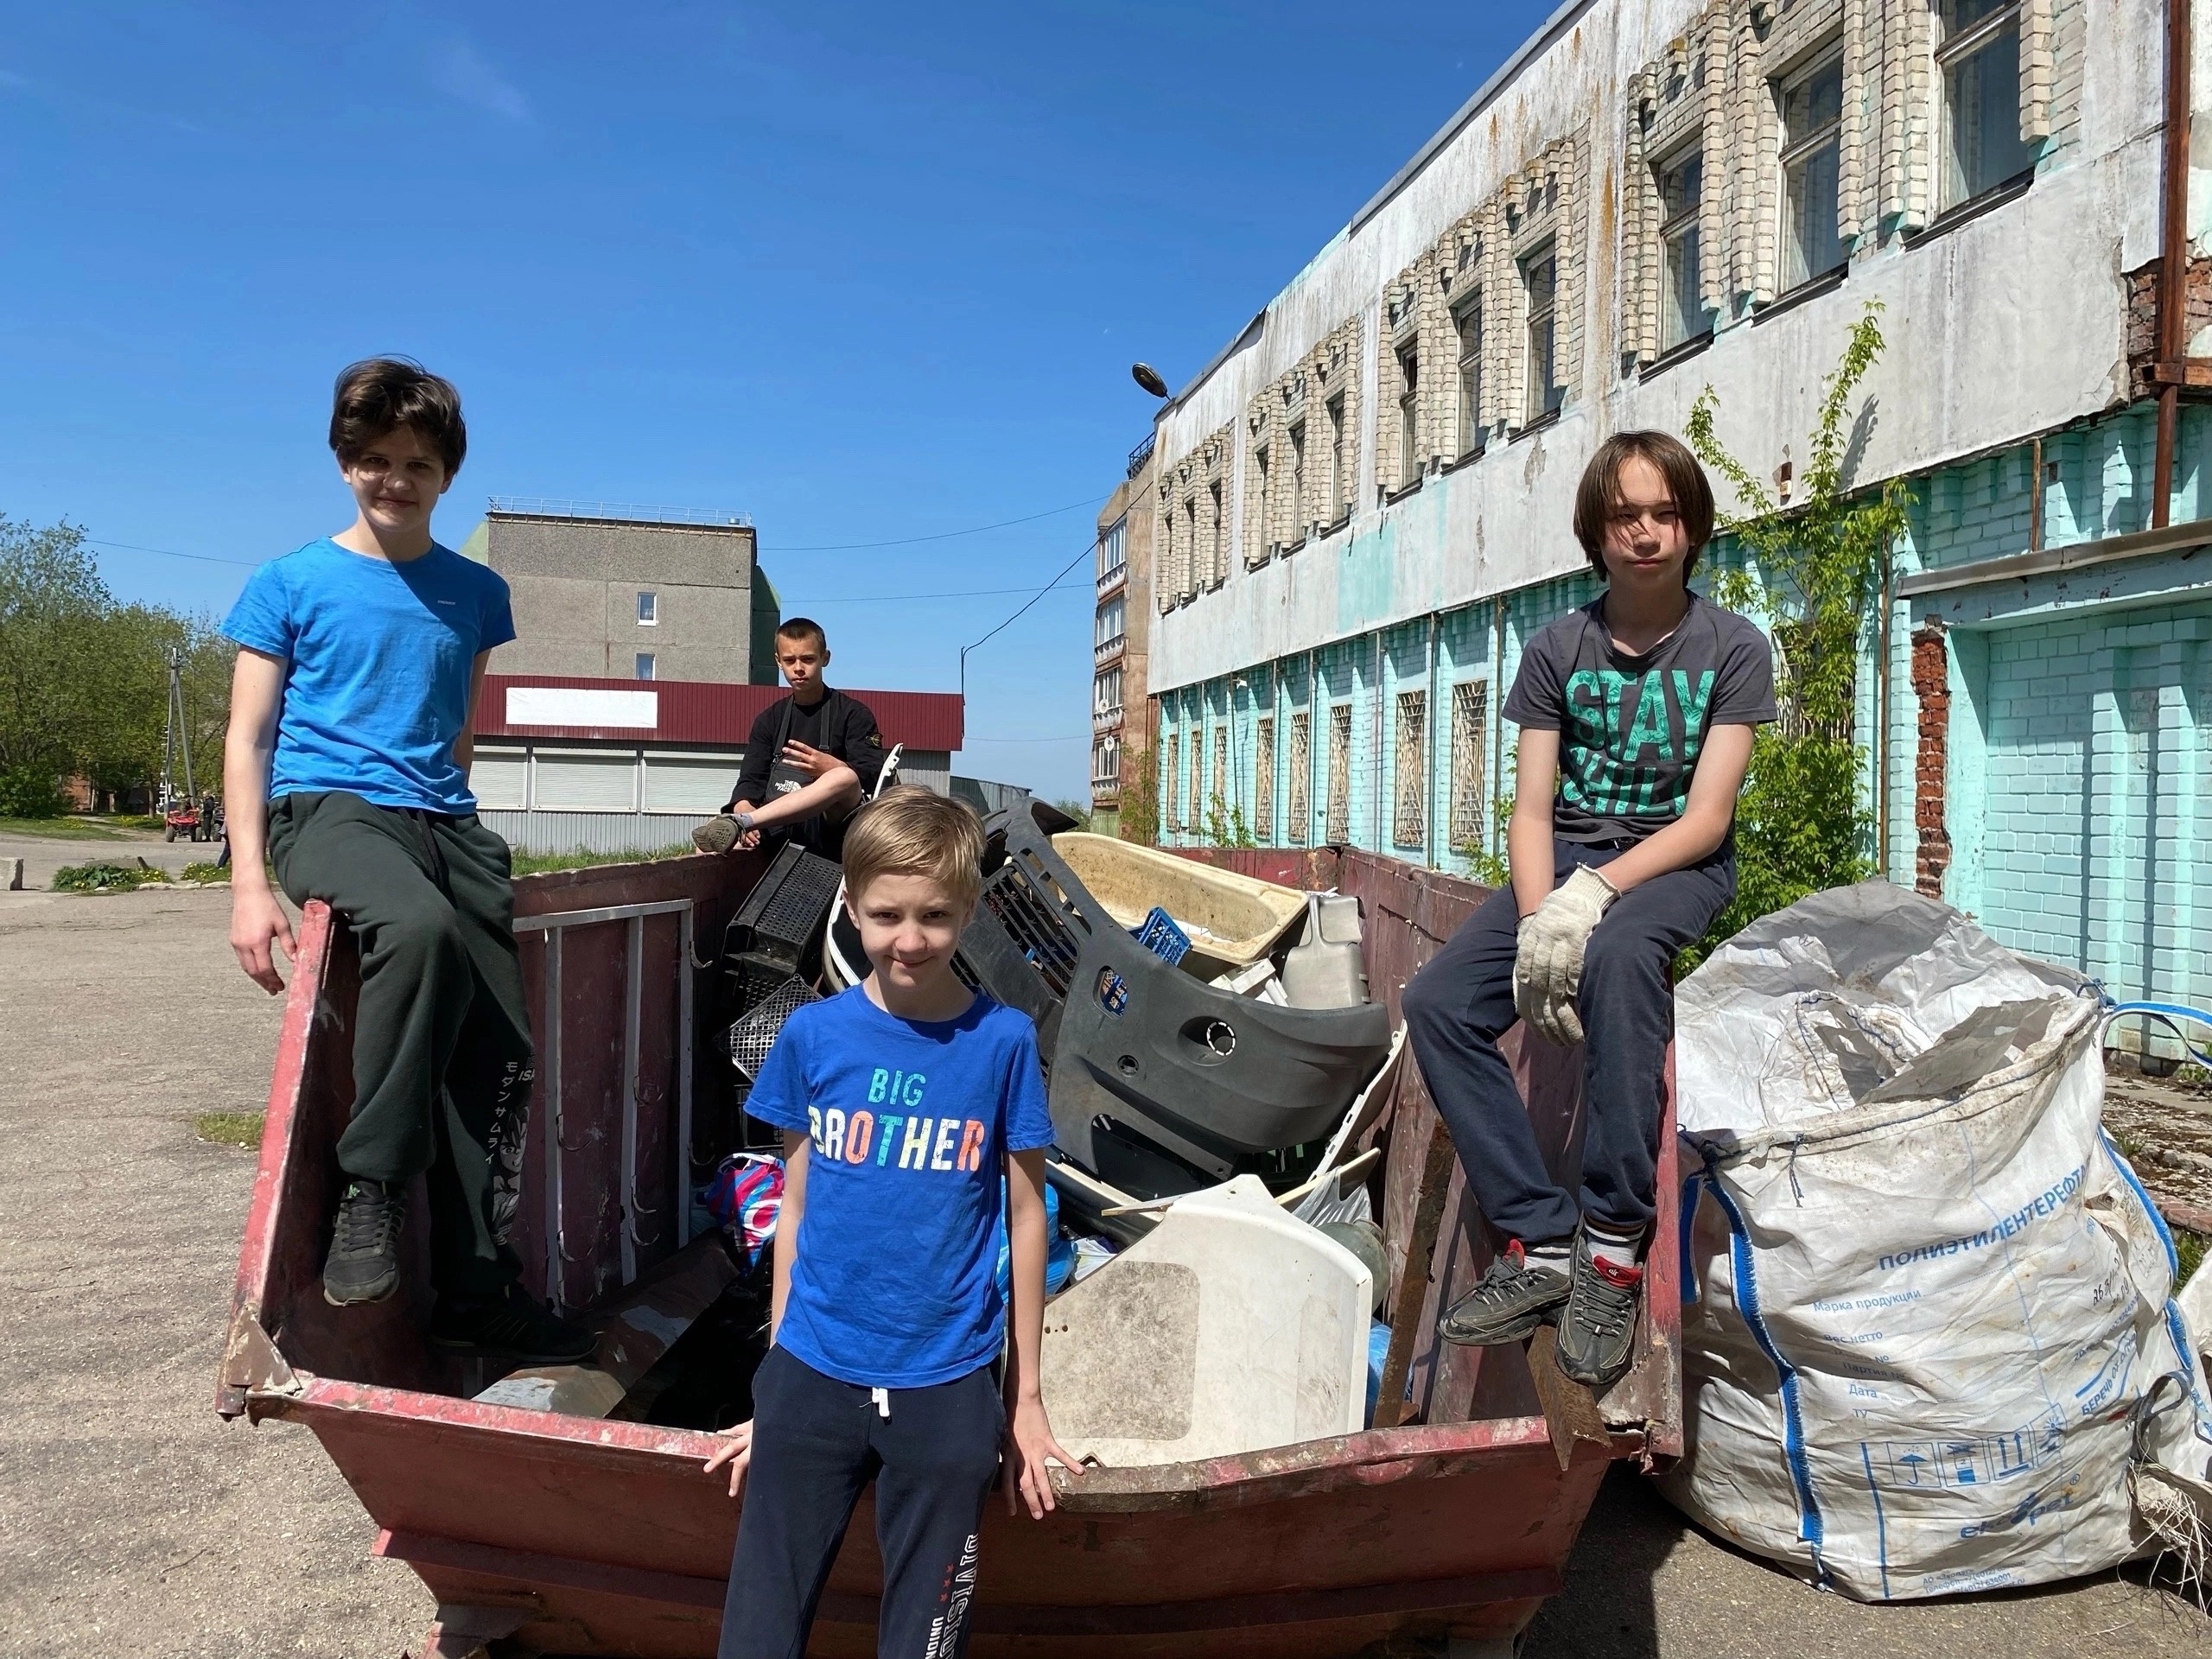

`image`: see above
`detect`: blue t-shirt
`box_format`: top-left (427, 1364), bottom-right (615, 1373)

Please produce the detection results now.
top-left (747, 987), bottom-right (1055, 1389)
top-left (221, 539), bottom-right (516, 814)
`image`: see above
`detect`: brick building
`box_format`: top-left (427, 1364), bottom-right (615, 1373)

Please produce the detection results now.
top-left (1089, 435), bottom-right (1156, 836)
top-left (465, 500), bottom-right (781, 684)
top-left (1133, 0), bottom-right (2212, 1055)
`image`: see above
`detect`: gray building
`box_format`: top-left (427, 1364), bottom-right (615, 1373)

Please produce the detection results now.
top-left (461, 499), bottom-right (780, 684)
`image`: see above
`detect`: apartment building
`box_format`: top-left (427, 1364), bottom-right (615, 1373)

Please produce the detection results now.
top-left (1090, 435), bottom-right (1157, 836)
top-left (1137, 0), bottom-right (2212, 1045)
top-left (467, 499), bottom-right (781, 684)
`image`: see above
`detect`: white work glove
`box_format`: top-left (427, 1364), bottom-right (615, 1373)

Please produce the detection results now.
top-left (1511, 865), bottom-right (1618, 1047)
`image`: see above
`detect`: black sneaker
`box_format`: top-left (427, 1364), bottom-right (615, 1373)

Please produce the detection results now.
top-left (1555, 1231), bottom-right (1646, 1391)
top-left (429, 1285), bottom-right (597, 1365)
top-left (691, 815), bottom-right (740, 855)
top-left (323, 1179), bottom-right (404, 1306)
top-left (1436, 1240), bottom-right (1573, 1346)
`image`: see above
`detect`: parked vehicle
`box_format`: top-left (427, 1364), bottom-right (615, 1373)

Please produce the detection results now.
top-left (218, 844), bottom-right (1682, 1659)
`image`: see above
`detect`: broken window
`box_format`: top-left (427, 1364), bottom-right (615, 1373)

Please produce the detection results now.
top-left (1937, 0), bottom-right (2031, 212)
top-left (1287, 709), bottom-right (1312, 845)
top-left (1392, 690), bottom-right (1427, 849)
top-left (1449, 680), bottom-right (1490, 851)
top-left (1255, 715), bottom-right (1275, 842)
top-left (1656, 151), bottom-right (1710, 350)
top-left (1779, 52), bottom-right (1847, 289)
top-left (1325, 703), bottom-right (1352, 843)
top-left (1522, 241), bottom-right (1564, 418)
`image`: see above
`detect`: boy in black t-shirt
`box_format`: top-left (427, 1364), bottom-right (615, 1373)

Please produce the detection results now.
top-left (1401, 431), bottom-right (1775, 1391)
top-left (693, 618), bottom-right (884, 860)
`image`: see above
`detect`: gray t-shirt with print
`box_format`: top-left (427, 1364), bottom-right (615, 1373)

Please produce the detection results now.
top-left (1503, 594), bottom-right (1777, 844)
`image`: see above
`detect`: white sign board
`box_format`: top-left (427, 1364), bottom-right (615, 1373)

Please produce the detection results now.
top-left (505, 687), bottom-right (660, 729)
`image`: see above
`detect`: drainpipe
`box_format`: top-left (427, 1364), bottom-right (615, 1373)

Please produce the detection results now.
top-left (1876, 537), bottom-right (1894, 882)
top-left (1371, 632), bottom-right (1386, 854)
top-left (1424, 611), bottom-right (1440, 869)
top-left (1492, 597), bottom-right (1509, 857)
top-left (2152, 0), bottom-right (2192, 529)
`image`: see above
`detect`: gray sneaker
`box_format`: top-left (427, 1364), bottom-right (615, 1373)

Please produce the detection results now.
top-left (323, 1179), bottom-right (404, 1306)
top-left (1436, 1241), bottom-right (1572, 1346)
top-left (1554, 1230), bottom-right (1645, 1391)
top-left (691, 814), bottom-right (741, 855)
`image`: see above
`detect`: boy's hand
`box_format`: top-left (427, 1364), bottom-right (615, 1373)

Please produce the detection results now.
top-left (702, 1419), bottom-right (754, 1497)
top-left (1516, 867), bottom-right (1618, 1046)
top-left (229, 885), bottom-right (296, 995)
top-left (1003, 1394), bottom-right (1079, 1520)
top-left (779, 741), bottom-right (842, 781)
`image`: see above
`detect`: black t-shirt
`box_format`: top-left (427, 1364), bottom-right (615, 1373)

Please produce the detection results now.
top-left (728, 689), bottom-right (884, 811)
top-left (1503, 593), bottom-right (1776, 843)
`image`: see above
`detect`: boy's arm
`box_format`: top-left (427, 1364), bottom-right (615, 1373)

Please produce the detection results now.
top-left (772, 1129), bottom-right (808, 1338)
top-left (1506, 727), bottom-right (1560, 917)
top-left (225, 648), bottom-right (294, 995)
top-left (1003, 1147), bottom-right (1079, 1519)
top-left (454, 651), bottom-right (492, 775)
top-left (1582, 722), bottom-right (1756, 894)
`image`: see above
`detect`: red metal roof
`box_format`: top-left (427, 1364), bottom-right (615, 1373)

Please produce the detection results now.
top-left (479, 675), bottom-right (963, 751)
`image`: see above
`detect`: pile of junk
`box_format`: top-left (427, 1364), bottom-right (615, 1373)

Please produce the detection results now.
top-left (692, 798), bottom-right (1408, 1466)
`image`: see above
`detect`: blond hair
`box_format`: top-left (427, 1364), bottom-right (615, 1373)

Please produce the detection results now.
top-left (841, 785), bottom-right (985, 910)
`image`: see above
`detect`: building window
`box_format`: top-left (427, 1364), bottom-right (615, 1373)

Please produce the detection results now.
top-left (1209, 480), bottom-right (1224, 583)
top-left (1095, 597), bottom-right (1126, 651)
top-left (1166, 733), bottom-right (1182, 830)
top-left (634, 652), bottom-right (656, 681)
top-left (1096, 515), bottom-right (1128, 579)
top-left (1656, 151), bottom-right (1710, 351)
top-left (1254, 715), bottom-right (1275, 842)
top-left (1091, 734), bottom-right (1121, 791)
top-left (1392, 690), bottom-right (1427, 849)
top-left (1395, 346), bottom-right (1420, 487)
top-left (1778, 53), bottom-right (1846, 290)
top-left (1094, 666), bottom-right (1123, 717)
top-left (1454, 298), bottom-right (1484, 457)
top-left (636, 590), bottom-right (658, 625)
top-left (1449, 680), bottom-right (1490, 852)
top-left (1325, 395), bottom-right (1347, 524)
top-left (1937, 0), bottom-right (2031, 213)
top-left (1288, 420), bottom-right (1307, 537)
top-left (1211, 728), bottom-right (1229, 822)
top-left (1190, 731), bottom-right (1205, 832)
top-left (1325, 703), bottom-right (1352, 843)
top-left (1253, 443), bottom-right (1272, 560)
top-left (1522, 242), bottom-right (1564, 418)
top-left (1184, 499), bottom-right (1199, 591)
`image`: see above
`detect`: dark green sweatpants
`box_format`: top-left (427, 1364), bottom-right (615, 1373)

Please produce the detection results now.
top-left (268, 791), bottom-right (532, 1297)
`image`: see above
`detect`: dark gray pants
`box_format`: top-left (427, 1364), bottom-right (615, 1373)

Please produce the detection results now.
top-left (721, 1347), bottom-right (1002, 1659)
top-left (268, 791), bottom-right (531, 1297)
top-left (1401, 836), bottom-right (1734, 1244)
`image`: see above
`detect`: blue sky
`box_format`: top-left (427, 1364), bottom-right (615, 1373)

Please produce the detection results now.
top-left (1, 1), bottom-right (1554, 798)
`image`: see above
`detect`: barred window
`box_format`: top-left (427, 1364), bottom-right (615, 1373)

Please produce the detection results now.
top-left (1325, 703), bottom-right (1352, 843)
top-left (1190, 730), bottom-right (1205, 832)
top-left (1211, 728), bottom-right (1229, 822)
top-left (1392, 690), bottom-right (1428, 849)
top-left (1449, 681), bottom-right (1490, 849)
top-left (1166, 733), bottom-right (1181, 831)
top-left (1254, 715), bottom-right (1276, 842)
top-left (1287, 709), bottom-right (1312, 844)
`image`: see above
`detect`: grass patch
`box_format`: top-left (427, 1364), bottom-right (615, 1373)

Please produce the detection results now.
top-left (181, 861), bottom-right (230, 883)
top-left (53, 861), bottom-right (169, 893)
top-left (512, 844), bottom-right (693, 877)
top-left (0, 815), bottom-right (130, 841)
top-left (2177, 1228), bottom-right (2207, 1288)
top-left (193, 1110), bottom-right (264, 1148)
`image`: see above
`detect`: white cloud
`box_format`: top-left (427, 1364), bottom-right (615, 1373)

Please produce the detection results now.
top-left (428, 39), bottom-right (528, 123)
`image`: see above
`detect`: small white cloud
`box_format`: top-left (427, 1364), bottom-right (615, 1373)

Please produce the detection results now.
top-left (429, 39), bottom-right (528, 123)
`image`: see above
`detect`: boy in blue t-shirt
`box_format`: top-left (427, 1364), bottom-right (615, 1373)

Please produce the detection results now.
top-left (220, 358), bottom-right (591, 1363)
top-left (704, 786), bottom-right (1076, 1659)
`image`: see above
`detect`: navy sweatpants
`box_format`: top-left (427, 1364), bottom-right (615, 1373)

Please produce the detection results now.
top-left (1401, 836), bottom-right (1734, 1245)
top-left (720, 1346), bottom-right (1002, 1659)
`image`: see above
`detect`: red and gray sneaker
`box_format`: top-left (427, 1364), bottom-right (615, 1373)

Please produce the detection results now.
top-left (1555, 1231), bottom-right (1645, 1390)
top-left (1436, 1240), bottom-right (1573, 1346)
top-left (322, 1179), bottom-right (404, 1306)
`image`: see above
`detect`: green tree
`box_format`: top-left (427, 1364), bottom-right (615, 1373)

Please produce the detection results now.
top-left (1682, 302), bottom-right (1910, 968)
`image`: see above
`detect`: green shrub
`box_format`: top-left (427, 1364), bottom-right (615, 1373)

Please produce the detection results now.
top-left (52, 861), bottom-right (168, 893)
top-left (180, 861), bottom-right (229, 883)
top-left (0, 767), bottom-right (66, 818)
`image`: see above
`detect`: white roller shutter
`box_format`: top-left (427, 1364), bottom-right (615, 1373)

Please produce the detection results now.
top-left (532, 749), bottom-right (639, 811)
top-left (469, 747), bottom-right (528, 810)
top-left (644, 754), bottom-right (738, 814)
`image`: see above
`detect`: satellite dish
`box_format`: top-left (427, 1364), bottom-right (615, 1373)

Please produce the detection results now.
top-left (1131, 362), bottom-right (1170, 398)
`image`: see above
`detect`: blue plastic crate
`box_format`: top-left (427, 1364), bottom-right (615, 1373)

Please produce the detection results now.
top-left (1131, 906), bottom-right (1191, 967)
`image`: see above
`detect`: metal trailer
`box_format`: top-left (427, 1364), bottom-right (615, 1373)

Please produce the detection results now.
top-left (218, 844), bottom-right (1681, 1659)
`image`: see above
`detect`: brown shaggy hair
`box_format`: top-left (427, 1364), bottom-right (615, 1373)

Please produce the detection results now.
top-left (328, 358), bottom-right (467, 477)
top-left (1572, 429), bottom-right (1715, 578)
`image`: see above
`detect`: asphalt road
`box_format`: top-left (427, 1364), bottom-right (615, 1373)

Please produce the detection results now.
top-left (1, 885), bottom-right (2205, 1658)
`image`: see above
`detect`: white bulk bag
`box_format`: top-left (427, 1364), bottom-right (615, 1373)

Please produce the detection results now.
top-left (1661, 882), bottom-right (2212, 1599)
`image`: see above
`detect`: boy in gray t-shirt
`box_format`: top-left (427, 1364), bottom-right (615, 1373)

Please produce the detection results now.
top-left (1402, 430), bottom-right (1774, 1391)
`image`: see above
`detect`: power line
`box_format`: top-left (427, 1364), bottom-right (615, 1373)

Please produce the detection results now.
top-left (785, 575), bottom-right (1090, 607)
top-left (766, 494), bottom-right (1105, 552)
top-left (87, 537), bottom-right (260, 568)
top-left (960, 734), bottom-right (1090, 744)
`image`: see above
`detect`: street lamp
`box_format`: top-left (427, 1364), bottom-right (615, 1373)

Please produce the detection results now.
top-left (1131, 363), bottom-right (1170, 399)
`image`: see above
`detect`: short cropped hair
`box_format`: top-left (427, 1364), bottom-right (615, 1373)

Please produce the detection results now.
top-left (775, 617), bottom-right (828, 652)
top-left (1572, 429), bottom-right (1715, 578)
top-left (842, 786), bottom-right (984, 912)
top-left (329, 358), bottom-right (467, 477)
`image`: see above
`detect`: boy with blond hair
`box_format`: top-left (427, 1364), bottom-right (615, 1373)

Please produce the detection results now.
top-left (705, 785), bottom-right (1074, 1657)
top-left (1402, 431), bottom-right (1774, 1391)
